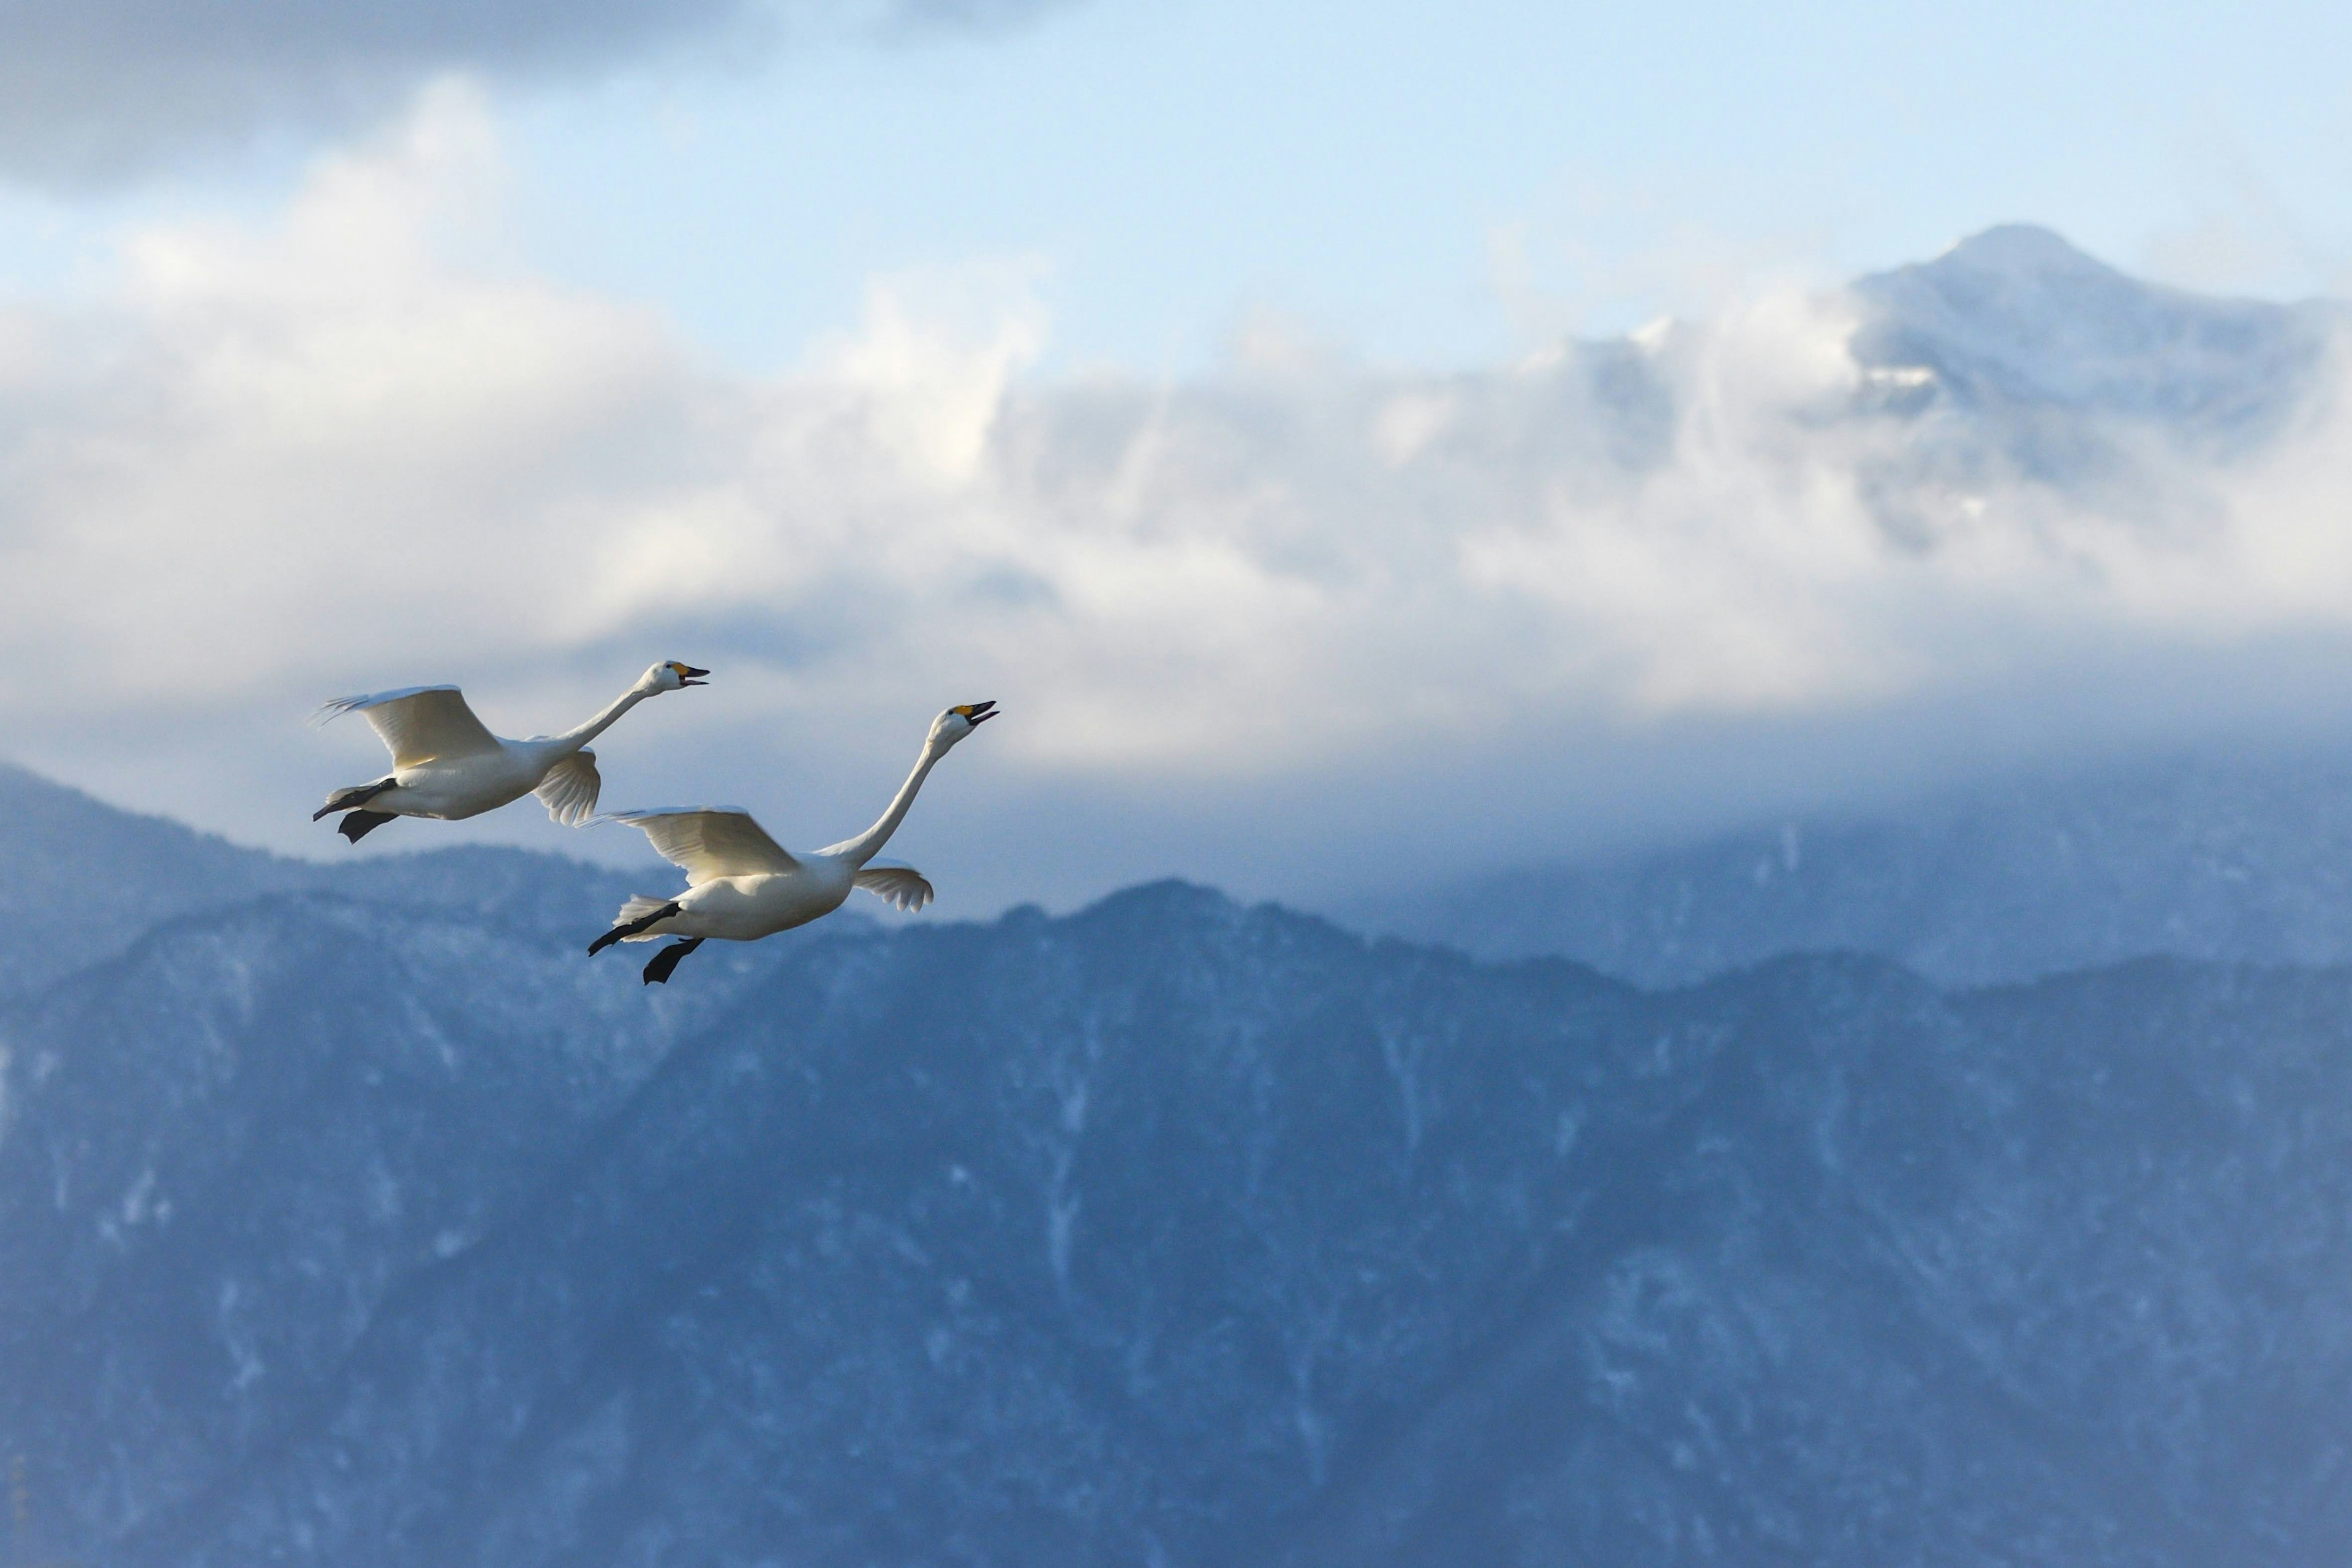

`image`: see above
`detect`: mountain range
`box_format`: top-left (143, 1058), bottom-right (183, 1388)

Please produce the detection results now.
top-left (0, 761), bottom-right (656, 1001)
top-left (1351, 743), bottom-right (2352, 987)
top-left (6, 742), bottom-right (2352, 1564)
top-left (9, 227), bottom-right (2352, 1565)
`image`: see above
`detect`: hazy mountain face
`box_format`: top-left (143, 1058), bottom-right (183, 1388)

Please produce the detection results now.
top-left (6, 822), bottom-right (2352, 1565)
top-left (0, 763), bottom-right (309, 995)
top-left (1354, 747), bottom-right (2352, 987)
top-left (0, 764), bottom-right (654, 999)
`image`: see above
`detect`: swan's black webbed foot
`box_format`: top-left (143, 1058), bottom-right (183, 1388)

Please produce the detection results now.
top-left (338, 810), bottom-right (396, 842)
top-left (643, 938), bottom-right (703, 986)
top-left (588, 901), bottom-right (682, 957)
top-left (315, 778), bottom-right (396, 821)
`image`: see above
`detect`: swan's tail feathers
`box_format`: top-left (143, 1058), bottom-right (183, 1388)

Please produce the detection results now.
top-left (314, 778), bottom-right (395, 821)
top-left (338, 810), bottom-right (396, 843)
top-left (616, 894), bottom-right (674, 927)
top-left (534, 750), bottom-right (602, 827)
top-left (853, 863), bottom-right (935, 913)
top-left (589, 897), bottom-right (682, 956)
top-left (643, 937), bottom-right (704, 986)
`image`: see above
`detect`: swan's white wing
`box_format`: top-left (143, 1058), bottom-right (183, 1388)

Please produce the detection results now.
top-left (853, 862), bottom-right (933, 912)
top-left (533, 749), bottom-right (601, 827)
top-left (608, 808), bottom-right (797, 881)
top-left (313, 685), bottom-right (500, 769)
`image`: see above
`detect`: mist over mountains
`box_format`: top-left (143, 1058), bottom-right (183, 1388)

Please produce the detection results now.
top-left (9, 223), bottom-right (2352, 1564)
top-left (1355, 744), bottom-right (2352, 987)
top-left (13, 195), bottom-right (2351, 907)
top-left (1849, 221), bottom-right (2334, 441)
top-left (7, 753), bottom-right (2352, 1564)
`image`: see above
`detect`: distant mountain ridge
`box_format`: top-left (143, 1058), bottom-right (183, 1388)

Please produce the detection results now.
top-left (1851, 223), bottom-right (2337, 436)
top-left (0, 762), bottom-right (649, 997)
top-left (1352, 746), bottom-right (2352, 987)
top-left (0, 761), bottom-right (307, 992)
top-left (22, 725), bottom-right (2352, 1005)
top-left (1831, 223), bottom-right (2342, 553)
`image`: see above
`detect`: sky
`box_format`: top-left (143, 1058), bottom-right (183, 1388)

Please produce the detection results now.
top-left (2, 0), bottom-right (2351, 914)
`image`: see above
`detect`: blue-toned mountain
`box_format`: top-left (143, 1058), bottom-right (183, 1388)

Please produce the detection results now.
top-left (1357, 746), bottom-right (2352, 987)
top-left (5, 859), bottom-right (2352, 1564)
top-left (0, 763), bottom-right (654, 998)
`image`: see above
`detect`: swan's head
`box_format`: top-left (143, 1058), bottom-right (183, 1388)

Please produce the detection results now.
top-left (932, 700), bottom-right (997, 750)
top-left (643, 661), bottom-right (710, 693)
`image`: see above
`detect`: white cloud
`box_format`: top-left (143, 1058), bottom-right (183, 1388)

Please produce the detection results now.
top-left (5, 91), bottom-right (2352, 910)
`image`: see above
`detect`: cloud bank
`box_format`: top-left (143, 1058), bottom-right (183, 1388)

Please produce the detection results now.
top-left (4, 90), bottom-right (2350, 909)
top-left (0, 0), bottom-right (1060, 183)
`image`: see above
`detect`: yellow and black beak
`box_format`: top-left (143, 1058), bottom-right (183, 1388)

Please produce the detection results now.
top-left (669, 663), bottom-right (711, 687)
top-left (952, 699), bottom-right (998, 726)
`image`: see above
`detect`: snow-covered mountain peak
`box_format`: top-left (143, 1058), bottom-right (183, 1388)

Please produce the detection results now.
top-left (1927, 222), bottom-right (2116, 281)
top-left (1846, 223), bottom-right (2336, 440)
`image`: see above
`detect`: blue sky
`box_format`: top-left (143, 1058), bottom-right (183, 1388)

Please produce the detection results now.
top-left (0, 0), bottom-right (2348, 909)
top-left (7, 0), bottom-right (2348, 371)
top-left (499, 0), bottom-right (2351, 371)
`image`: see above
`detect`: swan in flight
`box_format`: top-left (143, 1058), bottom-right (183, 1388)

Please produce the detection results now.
top-left (589, 701), bottom-right (995, 984)
top-left (311, 662), bottom-right (709, 842)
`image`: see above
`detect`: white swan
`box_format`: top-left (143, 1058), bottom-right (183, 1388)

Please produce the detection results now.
top-left (589, 701), bottom-right (995, 984)
top-left (311, 662), bottom-right (709, 842)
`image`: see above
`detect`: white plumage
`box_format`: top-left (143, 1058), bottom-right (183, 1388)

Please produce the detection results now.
top-left (610, 806), bottom-right (798, 881)
top-left (312, 685), bottom-right (499, 769)
top-left (531, 751), bottom-right (606, 829)
top-left (852, 864), bottom-right (935, 913)
top-left (590, 702), bottom-right (992, 983)
top-left (309, 661), bottom-right (707, 842)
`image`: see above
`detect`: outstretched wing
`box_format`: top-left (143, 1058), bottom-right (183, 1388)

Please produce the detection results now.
top-left (608, 808), bottom-right (797, 882)
top-left (533, 749), bottom-right (601, 827)
top-left (313, 685), bottom-right (500, 769)
top-left (853, 863), bottom-right (934, 913)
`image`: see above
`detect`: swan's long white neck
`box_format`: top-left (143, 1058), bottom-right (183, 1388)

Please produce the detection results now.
top-left (834, 741), bottom-right (944, 868)
top-left (551, 684), bottom-right (654, 753)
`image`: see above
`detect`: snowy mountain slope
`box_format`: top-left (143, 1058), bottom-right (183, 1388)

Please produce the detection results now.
top-left (5, 884), bottom-right (2352, 1564)
top-left (1851, 223), bottom-right (2337, 434)
top-left (1836, 223), bottom-right (2342, 556)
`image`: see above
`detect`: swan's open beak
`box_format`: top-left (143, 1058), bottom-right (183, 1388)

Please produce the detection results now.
top-left (674, 664), bottom-right (710, 687)
top-left (955, 699), bottom-right (997, 726)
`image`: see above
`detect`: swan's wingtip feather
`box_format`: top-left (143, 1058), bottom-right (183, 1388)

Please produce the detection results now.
top-left (309, 684), bottom-right (461, 725)
top-left (605, 805), bottom-right (755, 823)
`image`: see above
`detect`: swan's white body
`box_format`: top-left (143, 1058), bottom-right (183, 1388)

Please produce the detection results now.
top-left (312, 662), bottom-right (706, 837)
top-left (602, 814), bottom-right (921, 941)
top-left (593, 703), bottom-right (992, 978)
